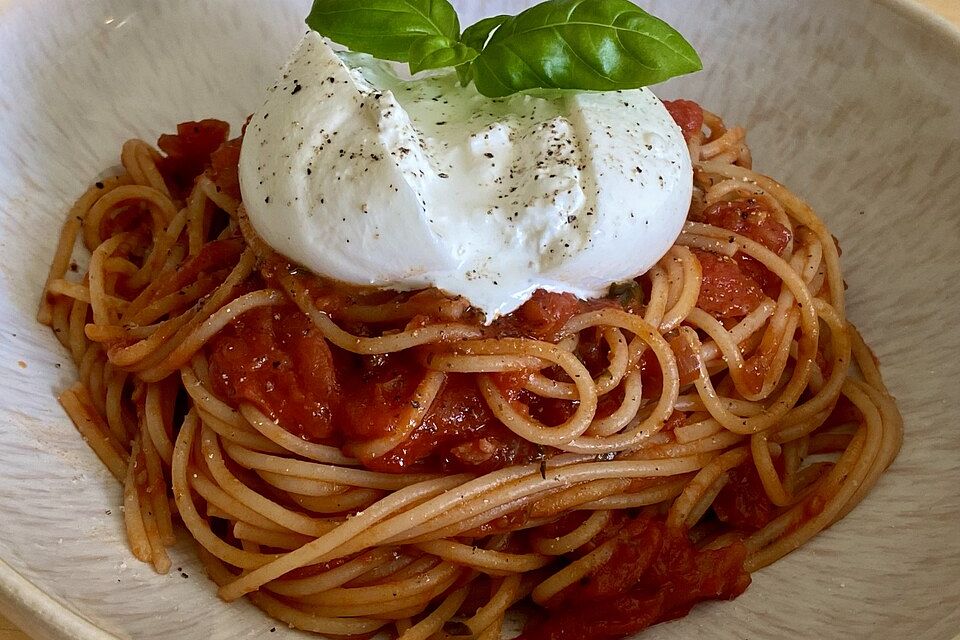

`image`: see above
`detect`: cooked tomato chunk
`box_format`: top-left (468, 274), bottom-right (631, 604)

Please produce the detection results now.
top-left (208, 306), bottom-right (339, 441)
top-left (663, 99), bottom-right (705, 141)
top-left (694, 249), bottom-right (765, 318)
top-left (519, 518), bottom-right (750, 640)
top-left (157, 119), bottom-right (230, 198)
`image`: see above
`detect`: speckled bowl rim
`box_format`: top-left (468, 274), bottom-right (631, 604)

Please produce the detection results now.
top-left (0, 1), bottom-right (958, 639)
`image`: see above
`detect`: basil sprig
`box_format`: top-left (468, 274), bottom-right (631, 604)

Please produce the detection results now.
top-left (306, 0), bottom-right (702, 97)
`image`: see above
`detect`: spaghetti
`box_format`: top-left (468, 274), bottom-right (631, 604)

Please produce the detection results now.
top-left (38, 103), bottom-right (902, 639)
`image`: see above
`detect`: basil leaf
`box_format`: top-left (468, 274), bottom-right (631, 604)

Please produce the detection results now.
top-left (409, 35), bottom-right (478, 75)
top-left (470, 0), bottom-right (702, 98)
top-left (460, 14), bottom-right (511, 51)
top-left (456, 14), bottom-right (510, 84)
top-left (608, 280), bottom-right (644, 311)
top-left (305, 0), bottom-right (460, 63)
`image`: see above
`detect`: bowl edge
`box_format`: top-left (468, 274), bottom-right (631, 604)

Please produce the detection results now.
top-left (0, 558), bottom-right (116, 640)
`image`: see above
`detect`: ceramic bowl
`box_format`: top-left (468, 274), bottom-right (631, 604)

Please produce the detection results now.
top-left (0, 0), bottom-right (958, 638)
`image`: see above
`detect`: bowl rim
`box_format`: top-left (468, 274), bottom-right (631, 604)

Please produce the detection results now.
top-left (1, 0), bottom-right (958, 639)
top-left (0, 560), bottom-right (112, 640)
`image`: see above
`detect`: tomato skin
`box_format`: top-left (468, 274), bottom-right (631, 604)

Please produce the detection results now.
top-left (157, 119), bottom-right (230, 198)
top-left (208, 306), bottom-right (340, 442)
top-left (663, 99), bottom-right (705, 141)
top-left (207, 136), bottom-right (243, 200)
top-left (491, 290), bottom-right (606, 341)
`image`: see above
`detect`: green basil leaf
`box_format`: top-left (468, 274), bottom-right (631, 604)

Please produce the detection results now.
top-left (409, 35), bottom-right (478, 75)
top-left (470, 0), bottom-right (702, 98)
top-left (460, 14), bottom-right (511, 51)
top-left (305, 0), bottom-right (460, 63)
top-left (456, 14), bottom-right (510, 85)
top-left (608, 280), bottom-right (644, 311)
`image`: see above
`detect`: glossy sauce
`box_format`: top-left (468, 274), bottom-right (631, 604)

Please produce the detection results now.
top-left (519, 517), bottom-right (751, 640)
top-left (712, 461), bottom-right (778, 532)
top-left (209, 305), bottom-right (340, 441)
top-left (207, 289), bottom-right (609, 472)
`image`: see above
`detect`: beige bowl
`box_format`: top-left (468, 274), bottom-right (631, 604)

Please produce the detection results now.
top-left (0, 0), bottom-right (957, 638)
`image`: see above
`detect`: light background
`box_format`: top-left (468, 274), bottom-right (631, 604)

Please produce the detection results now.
top-left (1, 1), bottom-right (957, 639)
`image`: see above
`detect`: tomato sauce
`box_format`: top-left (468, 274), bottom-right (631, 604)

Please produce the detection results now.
top-left (335, 356), bottom-right (539, 473)
top-left (204, 283), bottom-right (636, 472)
top-left (712, 460), bottom-right (778, 532)
top-left (208, 306), bottom-right (340, 441)
top-left (519, 517), bottom-right (751, 640)
top-left (699, 199), bottom-right (791, 299)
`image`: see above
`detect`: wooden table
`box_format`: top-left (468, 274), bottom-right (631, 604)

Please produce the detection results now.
top-left (2, 1), bottom-right (958, 638)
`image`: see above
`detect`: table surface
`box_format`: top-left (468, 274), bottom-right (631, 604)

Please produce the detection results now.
top-left (2, 1), bottom-right (959, 639)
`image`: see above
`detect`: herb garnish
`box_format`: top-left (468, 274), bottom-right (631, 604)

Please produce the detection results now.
top-left (306, 0), bottom-right (701, 97)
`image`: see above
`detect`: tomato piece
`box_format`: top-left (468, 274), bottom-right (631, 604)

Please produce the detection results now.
top-left (338, 367), bottom-right (537, 473)
top-left (520, 518), bottom-right (751, 640)
top-left (548, 517), bottom-right (663, 608)
top-left (336, 353), bottom-right (421, 445)
top-left (668, 334), bottom-right (701, 385)
top-left (208, 306), bottom-right (340, 441)
top-left (700, 199), bottom-right (792, 297)
top-left (521, 592), bottom-right (665, 640)
top-left (207, 136), bottom-right (243, 201)
top-left (694, 249), bottom-right (765, 318)
top-left (491, 290), bottom-right (583, 341)
top-left (712, 461), bottom-right (777, 532)
top-left (663, 99), bottom-right (705, 141)
top-left (701, 199), bottom-right (790, 255)
top-left (157, 119), bottom-right (230, 198)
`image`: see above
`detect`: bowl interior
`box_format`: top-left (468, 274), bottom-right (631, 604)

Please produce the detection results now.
top-left (0, 0), bottom-right (958, 638)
